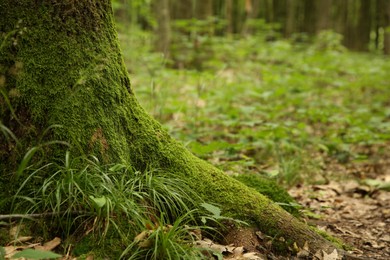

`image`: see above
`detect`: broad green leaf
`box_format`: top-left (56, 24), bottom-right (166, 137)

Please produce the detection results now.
top-left (16, 147), bottom-right (39, 179)
top-left (0, 246), bottom-right (5, 260)
top-left (109, 164), bottom-right (127, 172)
top-left (90, 195), bottom-right (107, 209)
top-left (11, 249), bottom-right (61, 259)
top-left (200, 203), bottom-right (221, 217)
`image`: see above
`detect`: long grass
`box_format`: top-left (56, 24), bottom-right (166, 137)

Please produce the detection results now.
top-left (7, 149), bottom-right (215, 258)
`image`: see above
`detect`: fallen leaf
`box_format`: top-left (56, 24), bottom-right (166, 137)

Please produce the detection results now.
top-left (322, 249), bottom-right (339, 260)
top-left (134, 230), bottom-right (148, 242)
top-left (4, 243), bottom-right (40, 258)
top-left (296, 242), bottom-right (310, 258)
top-left (9, 236), bottom-right (33, 244)
top-left (35, 237), bottom-right (61, 251)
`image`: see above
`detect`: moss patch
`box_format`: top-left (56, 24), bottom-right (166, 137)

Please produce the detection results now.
top-left (233, 173), bottom-right (300, 217)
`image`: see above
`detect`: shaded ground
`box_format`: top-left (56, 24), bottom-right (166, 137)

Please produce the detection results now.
top-left (289, 162), bottom-right (390, 259)
top-left (210, 150), bottom-right (390, 259)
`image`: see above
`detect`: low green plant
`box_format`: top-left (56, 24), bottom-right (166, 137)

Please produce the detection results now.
top-left (121, 211), bottom-right (210, 260)
top-left (11, 249), bottom-right (62, 260)
top-left (7, 149), bottom-right (207, 258)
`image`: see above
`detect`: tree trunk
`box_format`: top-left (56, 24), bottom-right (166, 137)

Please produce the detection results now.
top-left (303, 0), bottom-right (316, 35)
top-left (285, 0), bottom-right (298, 37)
top-left (226, 0), bottom-right (233, 34)
top-left (315, 0), bottom-right (333, 33)
top-left (342, 0), bottom-right (371, 51)
top-left (170, 0), bottom-right (193, 20)
top-left (334, 0), bottom-right (348, 36)
top-left (152, 0), bottom-right (171, 57)
top-left (195, 0), bottom-right (213, 20)
top-left (0, 0), bottom-right (341, 255)
top-left (383, 0), bottom-right (390, 54)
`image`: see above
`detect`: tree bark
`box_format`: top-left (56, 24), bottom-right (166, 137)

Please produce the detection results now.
top-left (285, 0), bottom-right (298, 37)
top-left (383, 0), bottom-right (390, 54)
top-left (170, 0), bottom-right (193, 20)
top-left (303, 0), bottom-right (316, 35)
top-left (334, 0), bottom-right (348, 37)
top-left (152, 0), bottom-right (171, 57)
top-left (195, 0), bottom-right (213, 20)
top-left (315, 0), bottom-right (333, 33)
top-left (0, 0), bottom-right (341, 255)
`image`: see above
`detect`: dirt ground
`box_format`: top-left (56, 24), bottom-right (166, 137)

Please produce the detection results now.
top-left (288, 165), bottom-right (390, 259)
top-left (198, 150), bottom-right (390, 260)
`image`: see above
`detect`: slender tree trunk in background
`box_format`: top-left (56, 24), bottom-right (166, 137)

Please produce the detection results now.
top-left (334, 0), bottom-right (348, 45)
top-left (0, 0), bottom-right (342, 255)
top-left (153, 0), bottom-right (171, 58)
top-left (357, 0), bottom-right (372, 51)
top-left (194, 0), bottom-right (214, 36)
top-left (257, 0), bottom-right (268, 22)
top-left (264, 0), bottom-right (273, 24)
top-left (285, 0), bottom-right (298, 37)
top-left (170, 0), bottom-right (193, 20)
top-left (344, 0), bottom-right (371, 51)
top-left (384, 0), bottom-right (390, 54)
top-left (226, 0), bottom-right (233, 34)
top-left (241, 0), bottom-right (253, 35)
top-left (212, 0), bottom-right (226, 35)
top-left (303, 0), bottom-right (316, 35)
top-left (374, 0), bottom-right (381, 50)
top-left (195, 0), bottom-right (213, 20)
top-left (231, 0), bottom-right (245, 34)
top-left (273, 0), bottom-right (287, 35)
top-left (315, 0), bottom-right (333, 33)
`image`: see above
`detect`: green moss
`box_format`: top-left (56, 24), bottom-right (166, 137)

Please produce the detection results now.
top-left (232, 173), bottom-right (301, 217)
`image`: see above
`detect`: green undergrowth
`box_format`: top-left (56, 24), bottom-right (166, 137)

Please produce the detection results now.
top-left (118, 26), bottom-right (390, 187)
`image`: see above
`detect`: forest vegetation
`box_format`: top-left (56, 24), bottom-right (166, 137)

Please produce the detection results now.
top-left (1, 1), bottom-right (389, 259)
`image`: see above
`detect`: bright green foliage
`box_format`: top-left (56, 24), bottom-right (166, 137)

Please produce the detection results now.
top-left (119, 26), bottom-right (390, 186)
top-left (11, 249), bottom-right (62, 260)
top-left (121, 211), bottom-right (211, 260)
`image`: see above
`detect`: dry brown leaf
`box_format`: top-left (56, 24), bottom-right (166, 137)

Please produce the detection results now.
top-left (138, 239), bottom-right (152, 248)
top-left (134, 230), bottom-right (148, 242)
top-left (4, 243), bottom-right (40, 259)
top-left (296, 241), bottom-right (310, 258)
top-left (242, 252), bottom-right (266, 260)
top-left (9, 225), bottom-right (24, 237)
top-left (322, 249), bottom-right (339, 260)
top-left (4, 245), bottom-right (18, 256)
top-left (8, 236), bottom-right (33, 244)
top-left (232, 246), bottom-right (244, 255)
top-left (35, 237), bottom-right (61, 251)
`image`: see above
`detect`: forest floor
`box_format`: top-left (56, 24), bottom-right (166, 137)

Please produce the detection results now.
top-left (191, 145), bottom-right (390, 260)
top-left (289, 151), bottom-right (390, 259)
top-left (121, 30), bottom-right (390, 259)
top-left (2, 30), bottom-right (389, 260)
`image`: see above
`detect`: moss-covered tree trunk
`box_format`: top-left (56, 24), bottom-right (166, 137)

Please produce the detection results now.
top-left (1, 0), bottom-right (340, 255)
